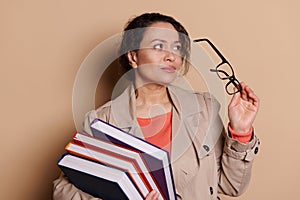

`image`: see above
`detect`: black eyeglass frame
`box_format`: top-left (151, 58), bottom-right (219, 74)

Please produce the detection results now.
top-left (193, 38), bottom-right (241, 95)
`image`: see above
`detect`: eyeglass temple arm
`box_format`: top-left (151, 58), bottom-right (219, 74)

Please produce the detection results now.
top-left (210, 68), bottom-right (230, 77)
top-left (193, 38), bottom-right (228, 63)
top-left (210, 68), bottom-right (240, 86)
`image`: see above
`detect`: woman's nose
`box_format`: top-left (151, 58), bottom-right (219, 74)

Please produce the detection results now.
top-left (164, 49), bottom-right (176, 62)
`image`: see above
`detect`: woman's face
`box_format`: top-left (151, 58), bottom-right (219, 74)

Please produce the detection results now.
top-left (128, 22), bottom-right (183, 86)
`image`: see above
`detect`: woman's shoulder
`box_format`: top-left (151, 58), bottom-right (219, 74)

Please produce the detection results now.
top-left (195, 91), bottom-right (219, 106)
top-left (93, 100), bottom-right (113, 120)
top-left (168, 85), bottom-right (221, 118)
top-left (83, 101), bottom-right (113, 135)
top-left (169, 85), bottom-right (219, 105)
top-left (85, 100), bottom-right (113, 122)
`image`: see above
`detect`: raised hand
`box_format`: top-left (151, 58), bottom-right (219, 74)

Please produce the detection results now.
top-left (228, 82), bottom-right (260, 133)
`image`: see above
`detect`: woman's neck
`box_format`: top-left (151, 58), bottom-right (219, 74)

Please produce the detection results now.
top-left (136, 84), bottom-right (168, 104)
top-left (135, 84), bottom-right (172, 118)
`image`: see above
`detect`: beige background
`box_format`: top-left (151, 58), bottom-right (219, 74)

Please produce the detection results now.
top-left (1, 0), bottom-right (299, 199)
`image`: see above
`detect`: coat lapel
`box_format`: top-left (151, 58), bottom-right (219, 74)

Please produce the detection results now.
top-left (167, 85), bottom-right (207, 163)
top-left (109, 83), bottom-right (217, 161)
top-left (109, 84), bottom-right (145, 139)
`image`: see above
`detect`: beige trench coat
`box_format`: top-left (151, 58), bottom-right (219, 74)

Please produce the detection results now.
top-left (53, 84), bottom-right (260, 200)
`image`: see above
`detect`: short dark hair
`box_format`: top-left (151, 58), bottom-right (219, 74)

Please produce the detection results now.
top-left (118, 13), bottom-right (190, 75)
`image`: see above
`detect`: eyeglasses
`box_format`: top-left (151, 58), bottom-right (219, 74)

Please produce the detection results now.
top-left (193, 38), bottom-right (241, 95)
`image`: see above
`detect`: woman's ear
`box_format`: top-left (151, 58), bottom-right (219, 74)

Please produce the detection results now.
top-left (127, 51), bottom-right (138, 68)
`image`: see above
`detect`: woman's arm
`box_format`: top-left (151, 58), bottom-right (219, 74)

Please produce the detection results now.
top-left (216, 82), bottom-right (260, 196)
top-left (216, 128), bottom-right (260, 196)
top-left (53, 173), bottom-right (101, 200)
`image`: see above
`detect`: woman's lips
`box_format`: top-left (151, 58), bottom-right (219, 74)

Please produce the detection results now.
top-left (161, 66), bottom-right (176, 73)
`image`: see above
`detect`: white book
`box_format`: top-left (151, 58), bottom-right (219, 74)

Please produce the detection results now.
top-left (58, 154), bottom-right (143, 200)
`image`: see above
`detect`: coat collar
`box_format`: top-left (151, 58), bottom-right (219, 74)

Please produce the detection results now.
top-left (109, 83), bottom-right (203, 127)
top-left (109, 83), bottom-right (210, 161)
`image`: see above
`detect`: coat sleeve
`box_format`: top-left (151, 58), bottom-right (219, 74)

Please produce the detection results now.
top-left (52, 110), bottom-right (105, 200)
top-left (53, 172), bottom-right (101, 200)
top-left (216, 123), bottom-right (260, 196)
top-left (201, 92), bottom-right (260, 196)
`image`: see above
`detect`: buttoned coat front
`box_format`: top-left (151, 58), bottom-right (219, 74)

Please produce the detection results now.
top-left (53, 84), bottom-right (260, 200)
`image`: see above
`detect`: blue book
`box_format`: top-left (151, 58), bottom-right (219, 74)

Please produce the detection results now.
top-left (90, 118), bottom-right (177, 200)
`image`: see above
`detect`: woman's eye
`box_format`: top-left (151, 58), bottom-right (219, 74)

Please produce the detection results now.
top-left (153, 44), bottom-right (163, 50)
top-left (173, 45), bottom-right (181, 51)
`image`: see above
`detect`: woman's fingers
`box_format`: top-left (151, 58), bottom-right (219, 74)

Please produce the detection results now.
top-left (239, 82), bottom-right (259, 107)
top-left (239, 82), bottom-right (249, 101)
top-left (243, 83), bottom-right (259, 107)
top-left (145, 190), bottom-right (159, 200)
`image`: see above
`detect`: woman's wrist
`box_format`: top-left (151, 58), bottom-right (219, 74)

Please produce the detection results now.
top-left (228, 124), bottom-right (253, 143)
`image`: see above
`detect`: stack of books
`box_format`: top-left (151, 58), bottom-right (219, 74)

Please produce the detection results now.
top-left (57, 118), bottom-right (177, 200)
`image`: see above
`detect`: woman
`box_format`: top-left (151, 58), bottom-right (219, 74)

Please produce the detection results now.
top-left (53, 13), bottom-right (260, 200)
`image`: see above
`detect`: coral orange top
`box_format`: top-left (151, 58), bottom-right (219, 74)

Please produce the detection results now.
top-left (137, 112), bottom-right (172, 154)
top-left (137, 112), bottom-right (252, 155)
top-left (229, 125), bottom-right (253, 143)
